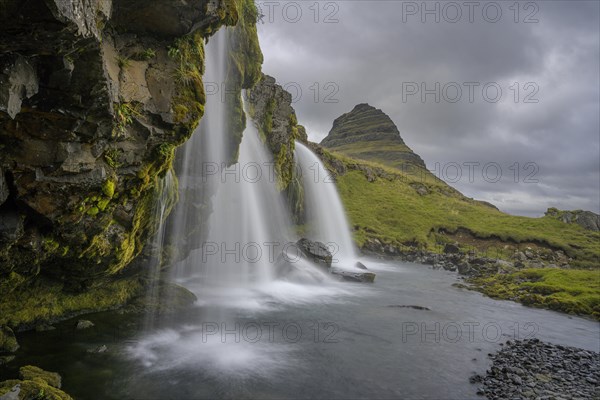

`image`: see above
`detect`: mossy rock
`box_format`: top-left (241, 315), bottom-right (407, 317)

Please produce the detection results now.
top-left (0, 277), bottom-right (142, 330)
top-left (0, 326), bottom-right (19, 353)
top-left (19, 366), bottom-right (62, 389)
top-left (0, 378), bottom-right (72, 400)
top-left (126, 282), bottom-right (197, 315)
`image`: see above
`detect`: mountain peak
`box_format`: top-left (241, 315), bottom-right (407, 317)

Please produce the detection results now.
top-left (320, 104), bottom-right (425, 170)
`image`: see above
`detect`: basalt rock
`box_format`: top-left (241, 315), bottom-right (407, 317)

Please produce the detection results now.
top-left (545, 207), bottom-right (600, 231)
top-left (330, 267), bottom-right (376, 283)
top-left (296, 238), bottom-right (333, 269)
top-left (247, 74), bottom-right (305, 187)
top-left (471, 339), bottom-right (599, 399)
top-left (247, 74), bottom-right (306, 223)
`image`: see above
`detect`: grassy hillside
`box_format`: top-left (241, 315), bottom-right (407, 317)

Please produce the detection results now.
top-left (326, 139), bottom-right (426, 172)
top-left (311, 145), bottom-right (600, 318)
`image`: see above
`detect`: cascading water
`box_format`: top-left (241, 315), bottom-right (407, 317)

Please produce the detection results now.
top-left (169, 29), bottom-right (325, 298)
top-left (294, 142), bottom-right (358, 267)
top-left (143, 169), bottom-right (176, 329)
top-left (127, 28), bottom-right (361, 384)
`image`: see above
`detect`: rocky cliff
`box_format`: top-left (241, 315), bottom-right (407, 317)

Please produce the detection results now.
top-left (0, 0), bottom-right (262, 329)
top-left (545, 208), bottom-right (600, 232)
top-left (247, 74), bottom-right (306, 221)
top-left (320, 103), bottom-right (426, 171)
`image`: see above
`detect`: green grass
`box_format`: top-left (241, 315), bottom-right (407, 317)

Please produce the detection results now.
top-left (335, 167), bottom-right (599, 264)
top-left (330, 139), bottom-right (424, 171)
top-left (470, 269), bottom-right (600, 319)
top-left (319, 147), bottom-right (600, 317)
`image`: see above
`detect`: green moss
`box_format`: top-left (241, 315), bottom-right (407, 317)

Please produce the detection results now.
top-left (0, 326), bottom-right (19, 353)
top-left (112, 102), bottom-right (140, 137)
top-left (102, 179), bottom-right (115, 198)
top-left (86, 207), bottom-right (99, 216)
top-left (96, 198), bottom-right (110, 212)
top-left (470, 269), bottom-right (600, 319)
top-left (103, 148), bottom-right (122, 169)
top-left (0, 277), bottom-right (142, 329)
top-left (42, 238), bottom-right (60, 253)
top-left (19, 366), bottom-right (62, 388)
top-left (0, 378), bottom-right (73, 400)
top-left (170, 32), bottom-right (206, 137)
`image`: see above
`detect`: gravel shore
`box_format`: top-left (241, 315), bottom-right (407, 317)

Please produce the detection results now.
top-left (471, 339), bottom-right (599, 399)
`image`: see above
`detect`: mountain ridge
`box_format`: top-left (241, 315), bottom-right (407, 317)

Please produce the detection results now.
top-left (320, 103), bottom-right (426, 171)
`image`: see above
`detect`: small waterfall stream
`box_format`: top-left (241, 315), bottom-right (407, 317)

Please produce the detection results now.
top-left (143, 169), bottom-right (176, 329)
top-left (294, 142), bottom-right (358, 267)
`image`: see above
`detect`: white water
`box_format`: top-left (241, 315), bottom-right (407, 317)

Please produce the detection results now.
top-left (133, 30), bottom-right (364, 374)
top-left (170, 29), bottom-right (330, 294)
top-left (294, 142), bottom-right (358, 267)
top-left (144, 169), bottom-right (176, 329)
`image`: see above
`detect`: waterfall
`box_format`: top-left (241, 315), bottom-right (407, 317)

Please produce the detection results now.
top-left (170, 29), bottom-right (308, 293)
top-left (294, 142), bottom-right (358, 266)
top-left (144, 169), bottom-right (176, 328)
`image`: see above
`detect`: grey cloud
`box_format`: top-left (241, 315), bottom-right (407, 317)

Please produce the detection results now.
top-left (257, 0), bottom-right (599, 216)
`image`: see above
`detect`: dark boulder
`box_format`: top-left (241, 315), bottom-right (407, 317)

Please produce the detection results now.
top-left (443, 243), bottom-right (461, 254)
top-left (355, 261), bottom-right (368, 270)
top-left (331, 267), bottom-right (376, 283)
top-left (296, 238), bottom-right (333, 268)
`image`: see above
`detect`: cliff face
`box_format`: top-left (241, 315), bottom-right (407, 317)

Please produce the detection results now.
top-left (247, 74), bottom-right (307, 221)
top-left (545, 208), bottom-right (600, 232)
top-left (320, 103), bottom-right (426, 171)
top-left (0, 0), bottom-right (262, 329)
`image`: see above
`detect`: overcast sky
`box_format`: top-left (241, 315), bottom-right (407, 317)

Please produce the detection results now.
top-left (256, 0), bottom-right (600, 216)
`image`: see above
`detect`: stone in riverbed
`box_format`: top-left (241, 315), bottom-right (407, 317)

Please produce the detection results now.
top-left (355, 261), bottom-right (368, 270)
top-left (296, 238), bottom-right (333, 268)
top-left (76, 320), bottom-right (94, 330)
top-left (330, 267), bottom-right (376, 283)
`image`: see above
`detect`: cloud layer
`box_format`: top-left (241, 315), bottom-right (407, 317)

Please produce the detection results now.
top-left (257, 0), bottom-right (599, 216)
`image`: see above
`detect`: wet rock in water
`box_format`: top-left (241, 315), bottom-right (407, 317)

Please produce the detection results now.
top-left (330, 267), bottom-right (376, 283)
top-left (19, 365), bottom-right (62, 388)
top-left (296, 238), bottom-right (333, 268)
top-left (35, 323), bottom-right (56, 332)
top-left (0, 383), bottom-right (20, 400)
top-left (76, 320), bottom-right (94, 330)
top-left (471, 339), bottom-right (600, 399)
top-left (0, 326), bottom-right (19, 353)
top-left (355, 261), bottom-right (368, 270)
top-left (87, 345), bottom-right (108, 354)
top-left (387, 305), bottom-right (431, 311)
top-left (0, 355), bottom-right (15, 365)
